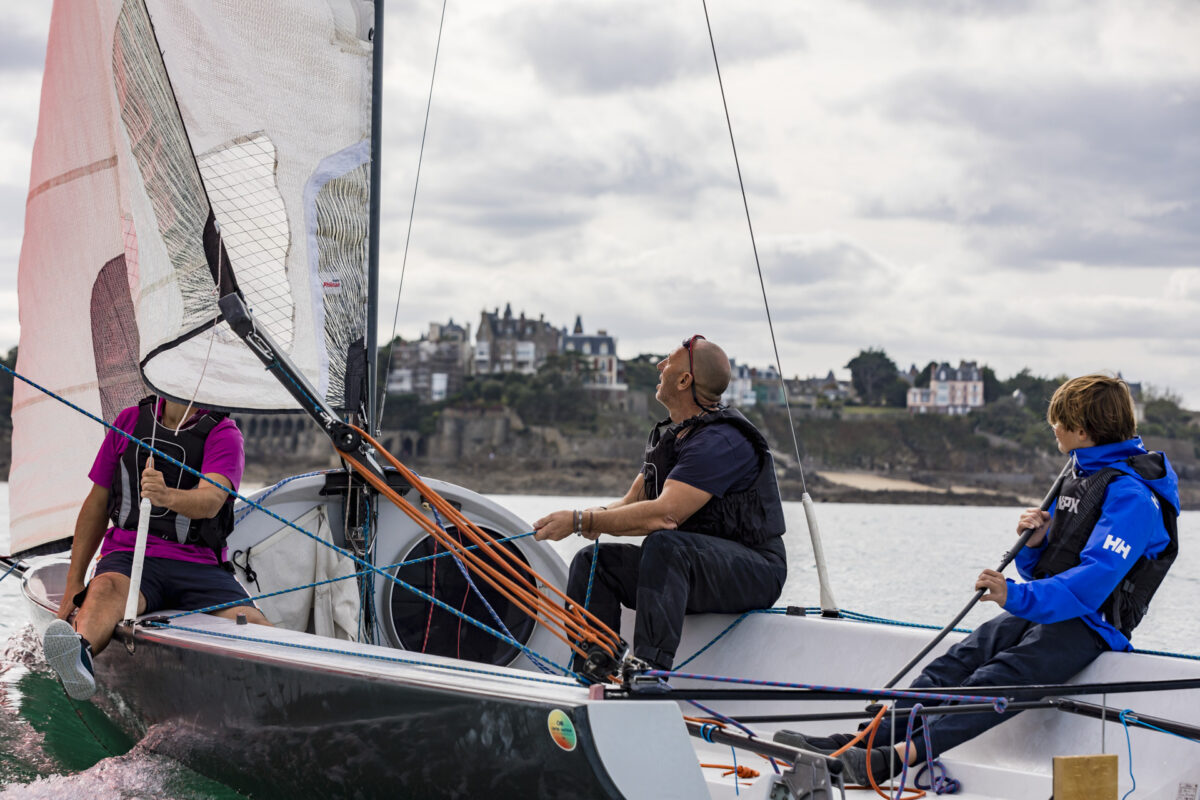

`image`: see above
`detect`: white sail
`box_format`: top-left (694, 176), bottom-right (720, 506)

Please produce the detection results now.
top-left (10, 0), bottom-right (375, 555)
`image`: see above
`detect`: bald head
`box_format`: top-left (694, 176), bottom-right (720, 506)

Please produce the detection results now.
top-left (690, 338), bottom-right (730, 407)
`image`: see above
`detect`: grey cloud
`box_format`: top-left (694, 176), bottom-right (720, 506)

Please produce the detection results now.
top-left (0, 185), bottom-right (27, 238)
top-left (858, 75), bottom-right (1200, 268)
top-left (762, 238), bottom-right (890, 287)
top-left (0, 30), bottom-right (45, 72)
top-left (506, 4), bottom-right (803, 95)
top-left (854, 0), bottom-right (1037, 19)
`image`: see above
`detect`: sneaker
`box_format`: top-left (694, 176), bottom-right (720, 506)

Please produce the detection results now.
top-left (43, 619), bottom-right (96, 700)
top-left (773, 730), bottom-right (860, 754)
top-left (838, 746), bottom-right (902, 786)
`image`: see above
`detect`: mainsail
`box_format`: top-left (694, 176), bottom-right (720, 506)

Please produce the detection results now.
top-left (10, 0), bottom-right (376, 554)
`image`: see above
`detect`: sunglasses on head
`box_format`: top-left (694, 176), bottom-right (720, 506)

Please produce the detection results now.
top-left (682, 335), bottom-right (706, 376)
top-left (681, 335), bottom-right (717, 411)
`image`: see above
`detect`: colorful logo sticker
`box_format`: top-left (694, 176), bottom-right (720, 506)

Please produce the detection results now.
top-left (547, 709), bottom-right (577, 752)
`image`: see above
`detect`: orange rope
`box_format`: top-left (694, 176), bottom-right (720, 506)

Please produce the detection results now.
top-left (833, 705), bottom-right (924, 799)
top-left (700, 763), bottom-right (759, 779)
top-left (358, 427), bottom-right (623, 650)
top-left (336, 427), bottom-right (625, 663)
top-left (339, 449), bottom-right (600, 657)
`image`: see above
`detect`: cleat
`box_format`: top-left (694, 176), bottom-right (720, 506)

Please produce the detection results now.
top-left (43, 619), bottom-right (96, 700)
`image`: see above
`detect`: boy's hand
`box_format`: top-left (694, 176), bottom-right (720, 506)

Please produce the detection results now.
top-left (1017, 508), bottom-right (1051, 547)
top-left (976, 569), bottom-right (1007, 607)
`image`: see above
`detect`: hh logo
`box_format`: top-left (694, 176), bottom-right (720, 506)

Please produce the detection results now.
top-left (1103, 535), bottom-right (1132, 559)
top-left (1058, 496), bottom-right (1080, 514)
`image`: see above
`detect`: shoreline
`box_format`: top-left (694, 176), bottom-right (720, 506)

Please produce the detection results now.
top-left (242, 459), bottom-right (1033, 508)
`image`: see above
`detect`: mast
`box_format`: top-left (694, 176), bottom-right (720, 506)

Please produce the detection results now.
top-left (366, 0), bottom-right (385, 434)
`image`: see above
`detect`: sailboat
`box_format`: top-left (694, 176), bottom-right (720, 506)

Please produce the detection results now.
top-left (5, 2), bottom-right (1200, 798)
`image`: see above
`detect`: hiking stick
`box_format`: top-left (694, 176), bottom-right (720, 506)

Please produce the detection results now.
top-left (882, 459), bottom-right (1073, 689)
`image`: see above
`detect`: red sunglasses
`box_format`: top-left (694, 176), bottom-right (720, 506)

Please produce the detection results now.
top-left (682, 335), bottom-right (714, 410)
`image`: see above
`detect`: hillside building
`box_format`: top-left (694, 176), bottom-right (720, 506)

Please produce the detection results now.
top-left (386, 319), bottom-right (472, 402)
top-left (474, 304), bottom-right (561, 376)
top-left (562, 315), bottom-right (627, 393)
top-left (907, 360), bottom-right (985, 415)
top-left (721, 360), bottom-right (757, 407)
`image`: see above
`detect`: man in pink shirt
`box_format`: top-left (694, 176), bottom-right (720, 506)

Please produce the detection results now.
top-left (43, 397), bottom-right (270, 700)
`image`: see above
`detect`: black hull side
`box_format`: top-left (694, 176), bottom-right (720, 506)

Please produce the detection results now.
top-left (94, 629), bottom-right (623, 799)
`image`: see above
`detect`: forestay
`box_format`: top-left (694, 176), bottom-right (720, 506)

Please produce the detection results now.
top-left (10, 0), bottom-right (376, 555)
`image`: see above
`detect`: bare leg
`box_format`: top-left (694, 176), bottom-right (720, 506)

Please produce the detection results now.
top-left (73, 572), bottom-right (145, 654)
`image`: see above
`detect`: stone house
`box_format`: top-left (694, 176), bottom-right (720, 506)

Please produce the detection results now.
top-left (907, 360), bottom-right (985, 415)
top-left (475, 304), bottom-right (561, 376)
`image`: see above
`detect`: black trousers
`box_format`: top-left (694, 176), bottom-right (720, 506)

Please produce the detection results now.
top-left (878, 612), bottom-right (1107, 761)
top-left (566, 530), bottom-right (787, 669)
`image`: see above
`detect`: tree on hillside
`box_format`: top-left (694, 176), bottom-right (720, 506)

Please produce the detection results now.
top-left (846, 347), bottom-right (899, 405)
top-left (981, 365), bottom-right (1002, 403)
top-left (1003, 368), bottom-right (1061, 415)
top-left (623, 353), bottom-right (663, 392)
top-left (913, 361), bottom-right (937, 389)
top-left (1140, 385), bottom-right (1193, 440)
top-left (884, 377), bottom-right (910, 408)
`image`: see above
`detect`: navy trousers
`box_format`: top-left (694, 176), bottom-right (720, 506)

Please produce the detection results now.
top-left (566, 529), bottom-right (787, 669)
top-left (879, 612), bottom-right (1107, 761)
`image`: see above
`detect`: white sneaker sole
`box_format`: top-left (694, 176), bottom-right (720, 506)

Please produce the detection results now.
top-left (43, 619), bottom-right (96, 701)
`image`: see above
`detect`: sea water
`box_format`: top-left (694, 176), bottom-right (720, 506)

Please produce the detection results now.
top-left (2, 486), bottom-right (1197, 798)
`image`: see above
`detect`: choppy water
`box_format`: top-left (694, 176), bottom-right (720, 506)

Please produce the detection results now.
top-left (2, 487), bottom-right (1197, 798)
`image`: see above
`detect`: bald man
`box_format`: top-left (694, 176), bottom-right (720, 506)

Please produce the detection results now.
top-left (535, 335), bottom-right (787, 678)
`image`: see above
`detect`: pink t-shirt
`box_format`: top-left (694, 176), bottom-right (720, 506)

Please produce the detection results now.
top-left (89, 401), bottom-right (244, 565)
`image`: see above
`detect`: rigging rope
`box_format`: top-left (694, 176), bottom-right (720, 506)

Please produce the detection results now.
top-left (699, 0), bottom-right (805, 491)
top-left (379, 0), bottom-right (450, 427)
top-left (337, 425), bottom-right (625, 664)
top-left (700, 0), bottom-right (840, 614)
top-left (1, 362), bottom-right (588, 678)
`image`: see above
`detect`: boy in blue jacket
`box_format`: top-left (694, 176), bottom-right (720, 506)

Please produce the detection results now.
top-left (779, 373), bottom-right (1180, 785)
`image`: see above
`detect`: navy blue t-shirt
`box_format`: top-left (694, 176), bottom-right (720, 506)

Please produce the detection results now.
top-left (666, 424), bottom-right (758, 497)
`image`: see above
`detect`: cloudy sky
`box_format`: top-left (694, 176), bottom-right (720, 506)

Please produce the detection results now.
top-left (2, 1), bottom-right (1199, 403)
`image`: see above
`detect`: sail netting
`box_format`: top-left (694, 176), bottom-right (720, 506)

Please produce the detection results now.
top-left (10, 0), bottom-right (375, 555)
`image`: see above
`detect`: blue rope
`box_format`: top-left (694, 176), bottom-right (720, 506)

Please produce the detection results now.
top-left (902, 703), bottom-right (961, 795)
top-left (674, 608), bottom-right (787, 669)
top-left (1, 361), bottom-right (579, 681)
top-left (263, 359), bottom-right (326, 417)
top-left (1120, 710), bottom-right (1138, 800)
top-left (0, 560), bottom-right (21, 584)
top-left (234, 470), bottom-right (332, 524)
top-left (565, 538), bottom-right (603, 667)
top-left (671, 605), bottom-right (1200, 670)
top-left (1131, 647), bottom-right (1200, 661)
top-left (166, 532), bottom-right (536, 619)
top-left (730, 744), bottom-right (739, 796)
top-left (428, 507), bottom-right (557, 676)
top-left (582, 539), bottom-right (599, 611)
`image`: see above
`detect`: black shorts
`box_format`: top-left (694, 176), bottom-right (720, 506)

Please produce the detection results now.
top-left (76, 551), bottom-right (256, 614)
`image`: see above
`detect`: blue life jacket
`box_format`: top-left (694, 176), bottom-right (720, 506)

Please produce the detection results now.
top-left (642, 407), bottom-right (786, 546)
top-left (1034, 452), bottom-right (1178, 638)
top-left (107, 396), bottom-right (234, 554)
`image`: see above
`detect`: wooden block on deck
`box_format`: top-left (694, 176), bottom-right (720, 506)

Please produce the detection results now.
top-left (1053, 754), bottom-right (1118, 800)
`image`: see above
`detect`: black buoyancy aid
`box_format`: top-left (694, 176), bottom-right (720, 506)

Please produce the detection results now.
top-left (107, 396), bottom-right (234, 554)
top-left (1033, 452), bottom-right (1178, 638)
top-left (642, 407), bottom-right (786, 546)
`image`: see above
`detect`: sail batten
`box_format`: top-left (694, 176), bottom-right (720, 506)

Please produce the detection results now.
top-left (10, 0), bottom-right (376, 555)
